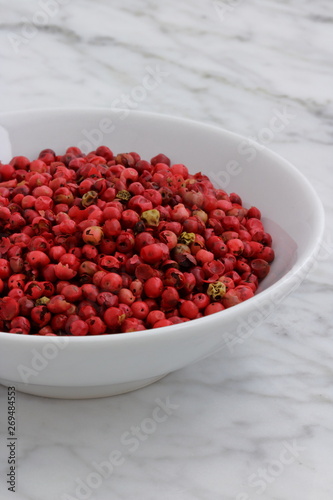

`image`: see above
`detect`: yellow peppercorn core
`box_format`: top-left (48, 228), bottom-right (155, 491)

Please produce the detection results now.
top-left (178, 232), bottom-right (196, 245)
top-left (141, 209), bottom-right (160, 226)
top-left (185, 178), bottom-right (196, 185)
top-left (116, 190), bottom-right (131, 201)
top-left (207, 282), bottom-right (226, 301)
top-left (35, 296), bottom-right (50, 305)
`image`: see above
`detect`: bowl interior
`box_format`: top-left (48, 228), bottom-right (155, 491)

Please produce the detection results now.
top-left (0, 108), bottom-right (324, 296)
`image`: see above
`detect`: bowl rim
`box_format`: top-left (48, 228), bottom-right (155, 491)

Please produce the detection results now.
top-left (0, 107), bottom-right (325, 344)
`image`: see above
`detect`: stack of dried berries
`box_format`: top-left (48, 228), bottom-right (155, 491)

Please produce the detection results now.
top-left (0, 146), bottom-right (274, 336)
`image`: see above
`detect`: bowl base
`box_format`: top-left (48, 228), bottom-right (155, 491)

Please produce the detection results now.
top-left (0, 374), bottom-right (168, 399)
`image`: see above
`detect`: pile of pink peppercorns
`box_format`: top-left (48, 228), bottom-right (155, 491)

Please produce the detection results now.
top-left (0, 146), bottom-right (274, 336)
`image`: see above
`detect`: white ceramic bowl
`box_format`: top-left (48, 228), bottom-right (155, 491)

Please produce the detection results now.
top-left (0, 108), bottom-right (324, 398)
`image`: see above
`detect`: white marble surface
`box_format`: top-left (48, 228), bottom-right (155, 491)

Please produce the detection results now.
top-left (0, 0), bottom-right (333, 499)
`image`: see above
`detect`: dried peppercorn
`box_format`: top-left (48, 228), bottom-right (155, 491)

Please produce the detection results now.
top-left (0, 146), bottom-right (274, 335)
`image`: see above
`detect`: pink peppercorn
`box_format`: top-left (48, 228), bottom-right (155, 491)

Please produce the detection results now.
top-left (204, 303), bottom-right (225, 315)
top-left (143, 277), bottom-right (163, 298)
top-left (31, 306), bottom-right (51, 327)
top-left (255, 247), bottom-right (275, 263)
top-left (69, 319), bottom-right (89, 336)
top-left (86, 316), bottom-right (107, 335)
top-left (0, 297), bottom-right (20, 321)
top-left (100, 273), bottom-right (123, 293)
top-left (0, 259), bottom-right (11, 279)
top-left (26, 251), bottom-right (50, 268)
top-left (193, 293), bottom-right (210, 310)
top-left (118, 288), bottom-right (136, 305)
top-left (195, 249), bottom-right (214, 265)
top-left (179, 301), bottom-right (199, 320)
top-left (227, 238), bottom-right (244, 256)
top-left (153, 319), bottom-right (173, 328)
top-left (47, 295), bottom-right (72, 314)
top-left (51, 314), bottom-right (68, 331)
top-left (140, 244), bottom-right (164, 264)
top-left (54, 263), bottom-right (77, 280)
top-left (121, 318), bottom-right (146, 333)
top-left (147, 310), bottom-right (165, 326)
top-left (8, 289), bottom-right (24, 301)
top-left (8, 274), bottom-right (26, 290)
top-left (130, 279), bottom-right (143, 297)
top-left (81, 284), bottom-right (99, 302)
top-left (131, 301), bottom-right (149, 320)
top-left (104, 307), bottom-right (125, 329)
top-left (82, 226), bottom-right (104, 245)
top-left (250, 259), bottom-right (270, 280)
top-left (161, 287), bottom-right (180, 309)
top-left (62, 285), bottom-right (83, 303)
top-left (0, 145), bottom-right (273, 336)
top-left (222, 290), bottom-right (242, 308)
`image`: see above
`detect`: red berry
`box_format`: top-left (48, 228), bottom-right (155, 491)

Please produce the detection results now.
top-left (161, 287), bottom-right (179, 309)
top-left (255, 247), bottom-right (275, 263)
top-left (140, 244), bottom-right (163, 264)
top-left (69, 319), bottom-right (89, 336)
top-left (78, 302), bottom-right (97, 320)
top-left (47, 295), bottom-right (72, 314)
top-left (8, 274), bottom-right (26, 290)
top-left (118, 288), bottom-right (135, 306)
top-left (193, 293), bottom-right (210, 310)
top-left (31, 306), bottom-right (51, 327)
top-left (179, 301), bottom-right (199, 320)
top-left (81, 284), bottom-right (99, 302)
top-left (100, 273), bottom-right (123, 293)
top-left (195, 249), bottom-right (214, 265)
top-left (153, 319), bottom-right (173, 328)
top-left (147, 310), bottom-right (165, 326)
top-left (24, 281), bottom-right (44, 299)
top-left (131, 301), bottom-right (149, 320)
top-left (0, 259), bottom-right (11, 279)
top-left (250, 259), bottom-right (270, 280)
top-left (130, 279), bottom-right (143, 297)
top-left (62, 285), bottom-right (83, 302)
top-left (227, 238), bottom-right (244, 256)
top-left (86, 316), bottom-right (107, 335)
top-left (8, 289), bottom-right (24, 301)
top-left (82, 226), bottom-right (103, 245)
top-left (222, 290), bottom-right (242, 308)
top-left (51, 314), bottom-right (68, 332)
top-left (204, 303), bottom-right (225, 315)
top-left (143, 277), bottom-right (163, 298)
top-left (104, 307), bottom-right (125, 329)
top-left (0, 297), bottom-right (20, 320)
top-left (26, 251), bottom-right (50, 268)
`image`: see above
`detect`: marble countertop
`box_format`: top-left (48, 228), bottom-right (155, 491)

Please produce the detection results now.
top-left (0, 1), bottom-right (332, 499)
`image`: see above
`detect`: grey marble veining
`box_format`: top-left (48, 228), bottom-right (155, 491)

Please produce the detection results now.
top-left (0, 0), bottom-right (332, 499)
